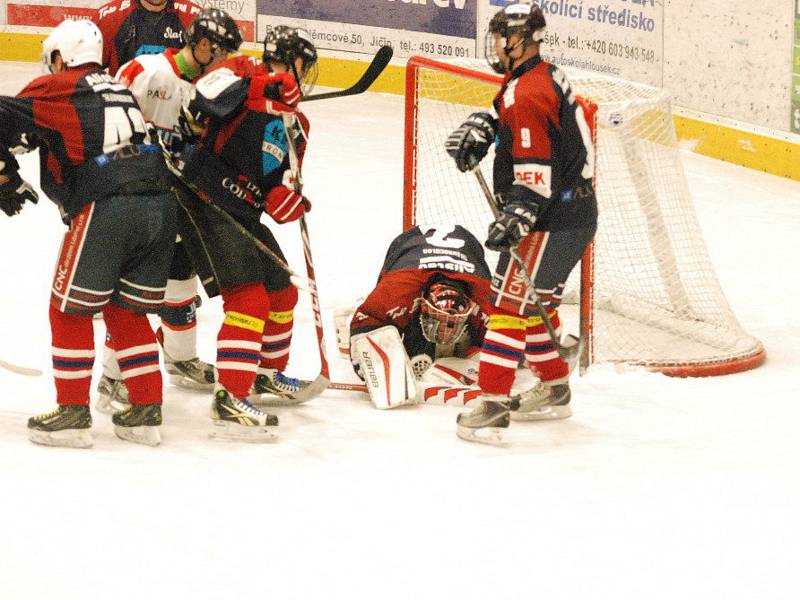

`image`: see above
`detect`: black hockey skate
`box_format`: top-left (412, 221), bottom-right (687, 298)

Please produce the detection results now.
top-left (28, 404), bottom-right (93, 449)
top-left (210, 388), bottom-right (279, 442)
top-left (95, 374), bottom-right (130, 415)
top-left (112, 403), bottom-right (163, 446)
top-left (511, 381), bottom-right (571, 421)
top-left (165, 357), bottom-right (215, 391)
top-left (456, 397), bottom-right (511, 446)
top-left (250, 369), bottom-right (311, 405)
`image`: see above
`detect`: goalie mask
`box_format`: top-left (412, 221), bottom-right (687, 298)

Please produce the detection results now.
top-left (263, 25), bottom-right (319, 95)
top-left (419, 281), bottom-right (476, 345)
top-left (484, 2), bottom-right (546, 74)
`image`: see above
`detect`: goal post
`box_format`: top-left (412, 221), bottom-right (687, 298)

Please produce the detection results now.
top-left (403, 55), bottom-right (766, 377)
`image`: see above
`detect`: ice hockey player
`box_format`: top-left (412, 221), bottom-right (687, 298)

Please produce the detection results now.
top-left (170, 25), bottom-right (318, 440)
top-left (445, 2), bottom-right (597, 445)
top-left (0, 19), bottom-right (177, 448)
top-left (346, 224), bottom-right (492, 409)
top-left (95, 8), bottom-right (243, 413)
top-left (94, 0), bottom-right (202, 76)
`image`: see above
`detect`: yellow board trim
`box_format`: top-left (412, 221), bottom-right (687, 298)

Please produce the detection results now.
top-left (224, 311), bottom-right (265, 333)
top-left (268, 309), bottom-right (294, 325)
top-left (0, 33), bottom-right (46, 62)
top-left (2, 32), bottom-right (797, 182)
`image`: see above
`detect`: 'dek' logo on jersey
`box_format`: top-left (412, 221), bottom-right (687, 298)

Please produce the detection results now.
top-left (262, 120), bottom-right (288, 175)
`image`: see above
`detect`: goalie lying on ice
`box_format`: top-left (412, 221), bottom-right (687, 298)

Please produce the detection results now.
top-left (344, 224), bottom-right (494, 409)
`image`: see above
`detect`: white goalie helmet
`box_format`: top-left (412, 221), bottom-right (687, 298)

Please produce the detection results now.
top-left (42, 19), bottom-right (103, 72)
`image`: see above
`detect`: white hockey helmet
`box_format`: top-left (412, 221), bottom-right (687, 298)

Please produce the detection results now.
top-left (42, 19), bottom-right (103, 71)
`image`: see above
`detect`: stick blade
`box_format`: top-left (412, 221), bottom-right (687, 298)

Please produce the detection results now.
top-left (304, 46), bottom-right (393, 102)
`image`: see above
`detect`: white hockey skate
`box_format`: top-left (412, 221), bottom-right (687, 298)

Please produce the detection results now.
top-left (210, 388), bottom-right (279, 442)
top-left (455, 395), bottom-right (511, 446)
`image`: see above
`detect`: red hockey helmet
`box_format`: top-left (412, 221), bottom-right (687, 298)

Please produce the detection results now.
top-left (419, 280), bottom-right (476, 345)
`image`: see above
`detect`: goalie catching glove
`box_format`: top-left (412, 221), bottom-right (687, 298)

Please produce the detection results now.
top-left (445, 111), bottom-right (497, 173)
top-left (486, 202), bottom-right (538, 251)
top-left (0, 149), bottom-right (38, 217)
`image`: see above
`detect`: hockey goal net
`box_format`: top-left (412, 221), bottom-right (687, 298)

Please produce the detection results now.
top-left (403, 55), bottom-right (765, 376)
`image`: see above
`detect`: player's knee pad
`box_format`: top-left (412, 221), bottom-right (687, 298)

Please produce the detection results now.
top-left (221, 284), bottom-right (270, 322)
top-left (267, 285), bottom-right (298, 312)
top-left (350, 325), bottom-right (417, 410)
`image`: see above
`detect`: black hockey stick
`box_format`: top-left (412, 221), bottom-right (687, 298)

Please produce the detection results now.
top-left (473, 167), bottom-right (577, 362)
top-left (302, 46), bottom-right (393, 102)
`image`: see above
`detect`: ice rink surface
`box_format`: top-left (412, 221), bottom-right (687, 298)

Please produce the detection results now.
top-left (0, 61), bottom-right (798, 599)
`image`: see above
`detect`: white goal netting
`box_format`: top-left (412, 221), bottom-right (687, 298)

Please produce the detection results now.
top-left (403, 56), bottom-right (765, 376)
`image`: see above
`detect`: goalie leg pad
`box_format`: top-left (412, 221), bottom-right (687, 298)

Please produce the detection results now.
top-left (351, 326), bottom-right (417, 410)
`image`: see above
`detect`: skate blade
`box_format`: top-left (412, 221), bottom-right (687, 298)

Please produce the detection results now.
top-left (456, 425), bottom-right (507, 447)
top-left (114, 425), bottom-right (161, 446)
top-left (511, 405), bottom-right (572, 422)
top-left (95, 396), bottom-right (129, 416)
top-left (168, 373), bottom-right (215, 391)
top-left (29, 428), bottom-right (93, 449)
top-left (209, 420), bottom-right (278, 443)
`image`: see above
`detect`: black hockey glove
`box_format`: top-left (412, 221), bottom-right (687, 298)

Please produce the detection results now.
top-left (0, 151), bottom-right (39, 217)
top-left (8, 132), bottom-right (39, 155)
top-left (445, 112), bottom-right (497, 173)
top-left (486, 202), bottom-right (537, 252)
top-left (177, 105), bottom-right (206, 144)
top-left (0, 172), bottom-right (39, 217)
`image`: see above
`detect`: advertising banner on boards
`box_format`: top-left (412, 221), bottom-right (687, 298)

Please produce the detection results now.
top-left (484, 0), bottom-right (664, 87)
top-left (256, 0), bottom-right (478, 60)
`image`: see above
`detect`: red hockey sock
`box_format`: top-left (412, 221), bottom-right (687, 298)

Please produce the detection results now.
top-left (217, 284), bottom-right (269, 398)
top-left (103, 303), bottom-right (162, 405)
top-left (49, 305), bottom-right (95, 406)
top-left (259, 285), bottom-right (297, 372)
top-left (477, 313), bottom-right (527, 396)
top-left (525, 311), bottom-right (569, 382)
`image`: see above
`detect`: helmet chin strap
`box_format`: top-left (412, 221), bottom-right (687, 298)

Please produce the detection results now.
top-left (503, 36), bottom-right (526, 69)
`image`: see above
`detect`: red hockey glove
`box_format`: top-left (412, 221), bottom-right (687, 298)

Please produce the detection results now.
top-left (264, 185), bottom-right (311, 224)
top-left (246, 72), bottom-right (301, 116)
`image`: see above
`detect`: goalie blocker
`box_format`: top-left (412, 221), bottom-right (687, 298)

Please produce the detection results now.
top-left (350, 326), bottom-right (418, 409)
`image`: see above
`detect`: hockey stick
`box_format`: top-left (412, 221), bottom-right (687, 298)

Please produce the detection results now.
top-left (302, 46), bottom-right (393, 102)
top-left (473, 167), bottom-right (575, 361)
top-left (274, 112), bottom-right (331, 403)
top-left (0, 357), bottom-right (43, 377)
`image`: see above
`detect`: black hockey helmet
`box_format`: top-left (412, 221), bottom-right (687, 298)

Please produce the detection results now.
top-left (419, 276), bottom-right (476, 345)
top-left (186, 8), bottom-right (243, 55)
top-left (263, 25), bottom-right (319, 94)
top-left (485, 2), bottom-right (546, 73)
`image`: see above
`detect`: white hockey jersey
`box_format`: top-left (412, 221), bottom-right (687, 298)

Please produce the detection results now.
top-left (115, 49), bottom-right (194, 152)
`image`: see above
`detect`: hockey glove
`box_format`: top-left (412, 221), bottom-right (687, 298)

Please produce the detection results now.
top-left (445, 112), bottom-right (497, 173)
top-left (264, 185), bottom-right (311, 224)
top-left (246, 72), bottom-right (301, 116)
top-left (8, 132), bottom-right (39, 155)
top-left (0, 172), bottom-right (39, 217)
top-left (486, 202), bottom-right (537, 252)
top-left (177, 105), bottom-right (206, 143)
